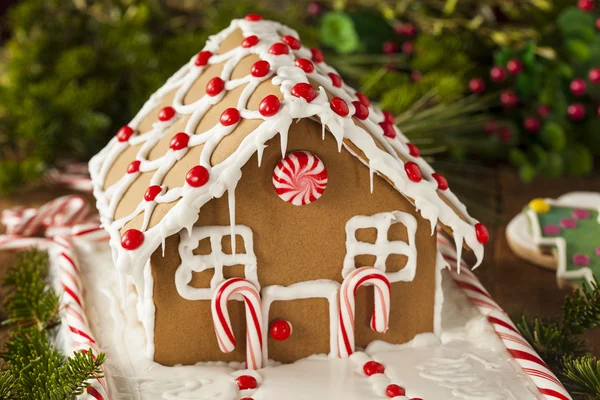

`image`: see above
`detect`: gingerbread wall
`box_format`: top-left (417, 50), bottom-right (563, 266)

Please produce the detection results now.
top-left (150, 118), bottom-right (437, 366)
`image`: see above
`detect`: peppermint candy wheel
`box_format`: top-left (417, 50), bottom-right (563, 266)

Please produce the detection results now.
top-left (272, 151), bottom-right (328, 206)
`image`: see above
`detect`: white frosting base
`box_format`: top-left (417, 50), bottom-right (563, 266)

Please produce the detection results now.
top-left (72, 240), bottom-right (539, 399)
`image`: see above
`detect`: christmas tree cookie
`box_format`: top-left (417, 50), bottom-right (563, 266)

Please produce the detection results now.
top-left (506, 192), bottom-right (600, 288)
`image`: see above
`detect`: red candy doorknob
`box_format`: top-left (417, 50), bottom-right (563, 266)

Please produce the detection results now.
top-left (236, 375), bottom-right (258, 390)
top-left (269, 319), bottom-right (292, 341)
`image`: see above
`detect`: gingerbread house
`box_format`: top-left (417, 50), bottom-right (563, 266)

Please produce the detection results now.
top-left (89, 15), bottom-right (488, 369)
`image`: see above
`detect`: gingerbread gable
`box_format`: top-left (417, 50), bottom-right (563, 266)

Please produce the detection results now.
top-left (89, 16), bottom-right (487, 286)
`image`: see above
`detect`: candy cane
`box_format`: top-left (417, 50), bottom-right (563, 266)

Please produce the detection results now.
top-left (211, 278), bottom-right (264, 370)
top-left (339, 267), bottom-right (391, 358)
top-left (437, 233), bottom-right (572, 400)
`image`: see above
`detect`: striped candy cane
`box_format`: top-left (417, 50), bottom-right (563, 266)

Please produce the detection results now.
top-left (211, 278), bottom-right (264, 370)
top-left (437, 233), bottom-right (572, 400)
top-left (339, 267), bottom-right (391, 358)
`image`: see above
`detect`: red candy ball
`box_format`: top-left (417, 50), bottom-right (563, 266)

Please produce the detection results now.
top-left (242, 35), bottom-right (259, 48)
top-left (236, 375), bottom-right (258, 390)
top-left (385, 384), bottom-right (406, 398)
top-left (195, 51), bottom-right (212, 67)
top-left (578, 0), bottom-right (595, 11)
top-left (330, 97), bottom-right (349, 116)
top-left (469, 78), bottom-right (486, 94)
top-left (244, 14), bottom-right (263, 21)
top-left (158, 106), bottom-right (176, 122)
top-left (352, 101), bottom-right (369, 120)
top-left (291, 83), bottom-right (317, 102)
top-left (144, 185), bottom-right (162, 202)
top-left (589, 68), bottom-right (600, 83)
top-left (404, 161), bottom-right (422, 182)
top-left (500, 90), bottom-right (518, 108)
top-left (383, 110), bottom-right (395, 124)
top-left (475, 222), bottom-right (490, 244)
top-left (524, 117), bottom-right (540, 133)
top-left (259, 95), bottom-right (281, 117)
top-left (380, 123), bottom-right (396, 139)
top-left (382, 40), bottom-right (398, 54)
top-left (269, 319), bottom-right (292, 341)
top-left (568, 103), bottom-right (586, 120)
top-left (269, 42), bottom-right (290, 55)
top-left (127, 160), bottom-right (141, 174)
top-left (570, 78), bottom-right (587, 96)
top-left (220, 108), bottom-right (241, 126)
top-left (295, 58), bottom-right (314, 73)
top-left (282, 35), bottom-right (302, 50)
top-left (537, 104), bottom-right (552, 117)
top-left (206, 77), bottom-right (225, 96)
top-left (170, 132), bottom-right (190, 150)
top-left (251, 60), bottom-right (271, 78)
top-left (490, 66), bottom-right (506, 82)
top-left (117, 125), bottom-right (135, 142)
top-left (328, 73), bottom-right (343, 88)
top-left (363, 361), bottom-right (385, 376)
top-left (121, 229), bottom-right (144, 250)
top-left (507, 59), bottom-right (524, 75)
top-left (432, 172), bottom-right (448, 190)
top-left (356, 92), bottom-right (370, 107)
top-left (310, 48), bottom-right (324, 63)
top-left (186, 165), bottom-right (210, 187)
top-left (406, 143), bottom-right (420, 157)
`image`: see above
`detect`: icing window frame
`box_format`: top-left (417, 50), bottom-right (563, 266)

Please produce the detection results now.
top-left (342, 211), bottom-right (418, 283)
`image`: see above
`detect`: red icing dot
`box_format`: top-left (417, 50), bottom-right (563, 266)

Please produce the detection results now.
top-left (195, 50), bottom-right (212, 67)
top-left (127, 160), bottom-right (141, 174)
top-left (330, 97), bottom-right (349, 116)
top-left (356, 92), bottom-right (370, 107)
top-left (383, 110), bottom-right (395, 124)
top-left (406, 143), bottom-right (420, 157)
top-left (352, 101), bottom-right (369, 120)
top-left (269, 42), bottom-right (290, 55)
top-left (121, 229), bottom-right (144, 250)
top-left (269, 319), bottom-right (292, 341)
top-left (259, 95), bottom-right (281, 117)
top-left (295, 58), bottom-right (314, 73)
top-left (186, 165), bottom-right (210, 187)
top-left (363, 361), bottom-right (385, 376)
top-left (236, 375), bottom-right (258, 390)
top-left (328, 73), bottom-right (343, 88)
top-left (220, 108), bottom-right (241, 126)
top-left (386, 384), bottom-right (406, 398)
top-left (242, 35), bottom-right (259, 48)
top-left (251, 60), bottom-right (271, 78)
top-left (158, 106), bottom-right (176, 122)
top-left (117, 126), bottom-right (135, 142)
top-left (170, 132), bottom-right (190, 150)
top-left (282, 35), bottom-right (301, 50)
top-left (310, 48), bottom-right (324, 63)
top-left (475, 223), bottom-right (489, 244)
top-left (404, 161), bottom-right (422, 182)
top-left (144, 185), bottom-right (162, 202)
top-left (380, 123), bottom-right (396, 139)
top-left (244, 14), bottom-right (263, 21)
top-left (291, 83), bottom-right (317, 102)
top-left (206, 77), bottom-right (225, 96)
top-left (432, 172), bottom-right (449, 191)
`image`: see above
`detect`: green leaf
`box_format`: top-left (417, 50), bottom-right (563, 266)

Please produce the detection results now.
top-left (541, 152), bottom-right (564, 177)
top-left (519, 163), bottom-right (537, 182)
top-left (516, 73), bottom-right (538, 98)
top-left (509, 148), bottom-right (528, 166)
top-left (540, 122), bottom-right (567, 151)
top-left (320, 12), bottom-right (360, 54)
top-left (494, 47), bottom-right (514, 67)
top-left (565, 144), bottom-right (594, 175)
top-left (566, 39), bottom-right (591, 62)
top-left (557, 7), bottom-right (596, 39)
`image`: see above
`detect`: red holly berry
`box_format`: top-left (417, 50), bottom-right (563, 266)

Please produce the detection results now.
top-left (589, 68), bottom-right (600, 83)
top-left (242, 35), bottom-right (259, 48)
top-left (269, 319), bottom-right (292, 341)
top-left (295, 58), bottom-right (314, 73)
top-left (383, 110), bottom-right (395, 124)
top-left (144, 185), bottom-right (162, 202)
top-left (307, 2), bottom-right (321, 15)
top-left (568, 103), bottom-right (586, 120)
top-left (578, 0), bottom-right (595, 11)
top-left (352, 101), bottom-right (369, 120)
top-left (330, 97), bottom-right (349, 116)
top-left (186, 165), bottom-right (210, 187)
top-left (269, 42), bottom-right (290, 55)
top-left (382, 40), bottom-right (398, 54)
top-left (537, 104), bottom-right (552, 117)
top-left (282, 35), bottom-right (301, 50)
top-left (570, 78), bottom-right (587, 96)
top-left (195, 51), bottom-right (212, 67)
top-left (385, 384), bottom-right (406, 398)
top-left (401, 41), bottom-right (414, 54)
top-left (469, 78), bottom-right (486, 94)
top-left (356, 92), bottom-right (370, 107)
top-left (328, 73), bottom-right (343, 88)
top-left (244, 14), bottom-right (263, 21)
top-left (523, 117), bottom-right (540, 133)
top-left (380, 123), bottom-right (396, 139)
top-left (363, 361), bottom-right (385, 376)
top-left (411, 71), bottom-right (422, 82)
top-left (404, 161), bottom-right (422, 182)
top-left (499, 127), bottom-right (512, 141)
top-left (121, 229), bottom-right (144, 250)
top-left (251, 60), bottom-right (271, 78)
top-left (475, 222), bottom-right (489, 244)
top-left (597, 105), bottom-right (600, 116)
top-left (259, 95), bottom-right (281, 117)
top-left (406, 143), bottom-right (420, 157)
top-left (236, 375), bottom-right (258, 390)
top-left (127, 160), bottom-right (141, 174)
top-left (490, 66), bottom-right (506, 82)
top-left (206, 77), bottom-right (225, 96)
top-left (158, 106), bottom-right (176, 122)
top-left (507, 59), bottom-right (524, 75)
top-left (220, 108), bottom-right (241, 126)
top-left (310, 48), bottom-right (324, 63)
top-left (117, 125), bottom-right (135, 142)
top-left (291, 83), bottom-right (317, 102)
top-left (170, 132), bottom-right (190, 150)
top-left (431, 173), bottom-right (448, 191)
top-left (484, 120), bottom-right (499, 135)
top-left (500, 90), bottom-right (518, 108)
top-left (596, 17), bottom-right (600, 30)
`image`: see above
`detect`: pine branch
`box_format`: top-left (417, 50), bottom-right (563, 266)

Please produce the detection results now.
top-left (0, 370), bottom-right (16, 399)
top-left (562, 356), bottom-right (600, 399)
top-left (562, 279), bottom-right (600, 335)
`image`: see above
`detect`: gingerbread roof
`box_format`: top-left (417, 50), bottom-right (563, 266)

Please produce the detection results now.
top-left (89, 16), bottom-right (487, 280)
